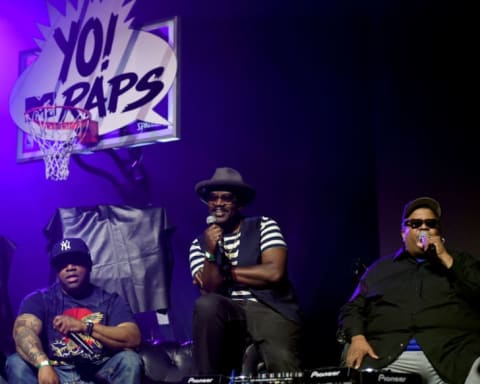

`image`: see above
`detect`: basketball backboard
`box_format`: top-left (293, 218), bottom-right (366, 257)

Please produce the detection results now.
top-left (14, 15), bottom-right (179, 162)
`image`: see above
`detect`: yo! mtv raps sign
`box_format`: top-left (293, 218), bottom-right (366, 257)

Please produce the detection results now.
top-left (10, 0), bottom-right (178, 160)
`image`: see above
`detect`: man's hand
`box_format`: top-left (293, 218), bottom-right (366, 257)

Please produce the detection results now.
top-left (52, 315), bottom-right (86, 334)
top-left (38, 365), bottom-right (60, 384)
top-left (345, 335), bottom-right (379, 369)
top-left (417, 232), bottom-right (453, 268)
top-left (200, 260), bottom-right (225, 293)
top-left (205, 224), bottom-right (223, 254)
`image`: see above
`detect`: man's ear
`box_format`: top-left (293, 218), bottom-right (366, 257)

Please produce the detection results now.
top-left (400, 229), bottom-right (406, 243)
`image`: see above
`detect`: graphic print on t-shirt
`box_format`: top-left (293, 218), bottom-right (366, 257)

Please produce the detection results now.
top-left (50, 307), bottom-right (105, 362)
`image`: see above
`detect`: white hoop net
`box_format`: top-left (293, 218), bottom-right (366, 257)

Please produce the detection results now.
top-left (24, 106), bottom-right (91, 181)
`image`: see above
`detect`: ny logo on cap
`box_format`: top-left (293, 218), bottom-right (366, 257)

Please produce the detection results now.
top-left (60, 240), bottom-right (72, 251)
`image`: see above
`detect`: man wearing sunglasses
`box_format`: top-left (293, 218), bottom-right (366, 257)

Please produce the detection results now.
top-left (188, 167), bottom-right (302, 377)
top-left (338, 197), bottom-right (480, 383)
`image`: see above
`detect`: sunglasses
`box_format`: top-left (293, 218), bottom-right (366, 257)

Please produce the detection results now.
top-left (403, 219), bottom-right (440, 229)
top-left (207, 192), bottom-right (235, 204)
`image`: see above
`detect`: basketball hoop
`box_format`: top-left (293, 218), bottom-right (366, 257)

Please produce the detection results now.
top-left (24, 106), bottom-right (91, 181)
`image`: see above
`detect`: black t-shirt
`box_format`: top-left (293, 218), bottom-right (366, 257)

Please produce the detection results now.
top-left (18, 283), bottom-right (136, 365)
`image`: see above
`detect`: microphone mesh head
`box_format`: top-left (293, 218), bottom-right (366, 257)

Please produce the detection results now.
top-left (418, 230), bottom-right (428, 240)
top-left (418, 230), bottom-right (429, 246)
top-left (206, 215), bottom-right (217, 225)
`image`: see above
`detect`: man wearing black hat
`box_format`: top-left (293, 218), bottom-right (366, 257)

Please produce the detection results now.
top-left (189, 167), bottom-right (303, 376)
top-left (6, 238), bottom-right (143, 384)
top-left (338, 197), bottom-right (480, 383)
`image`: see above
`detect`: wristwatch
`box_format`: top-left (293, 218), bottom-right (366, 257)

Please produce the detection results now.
top-left (205, 251), bottom-right (216, 262)
top-left (85, 320), bottom-right (94, 337)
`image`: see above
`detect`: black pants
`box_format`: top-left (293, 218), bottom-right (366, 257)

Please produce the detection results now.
top-left (192, 293), bottom-right (302, 376)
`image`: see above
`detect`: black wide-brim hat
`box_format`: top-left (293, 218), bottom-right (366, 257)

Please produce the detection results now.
top-left (195, 167), bottom-right (256, 206)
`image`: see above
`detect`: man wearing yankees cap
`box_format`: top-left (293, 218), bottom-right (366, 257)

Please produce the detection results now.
top-left (6, 237), bottom-right (143, 383)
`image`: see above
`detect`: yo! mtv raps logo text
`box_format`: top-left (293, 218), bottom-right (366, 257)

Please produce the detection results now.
top-left (10, 0), bottom-right (177, 135)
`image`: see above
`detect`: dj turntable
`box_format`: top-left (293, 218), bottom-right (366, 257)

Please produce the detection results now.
top-left (182, 367), bottom-right (422, 384)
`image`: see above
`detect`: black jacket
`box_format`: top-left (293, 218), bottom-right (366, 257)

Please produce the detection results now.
top-left (338, 248), bottom-right (480, 384)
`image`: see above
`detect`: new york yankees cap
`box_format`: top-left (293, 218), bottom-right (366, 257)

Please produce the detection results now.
top-left (50, 237), bottom-right (92, 270)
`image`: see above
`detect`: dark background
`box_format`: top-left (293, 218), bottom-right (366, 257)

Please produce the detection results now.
top-left (0, 0), bottom-right (477, 369)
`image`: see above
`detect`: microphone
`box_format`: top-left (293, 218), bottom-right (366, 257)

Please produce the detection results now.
top-left (418, 230), bottom-right (437, 256)
top-left (205, 216), bottom-right (230, 287)
top-left (68, 332), bottom-right (95, 355)
top-left (206, 215), bottom-right (217, 225)
top-left (205, 215), bottom-right (224, 253)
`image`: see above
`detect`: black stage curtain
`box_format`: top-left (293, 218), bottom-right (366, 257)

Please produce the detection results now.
top-left (44, 205), bottom-right (175, 314)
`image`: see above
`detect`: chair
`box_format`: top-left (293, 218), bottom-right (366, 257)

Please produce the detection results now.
top-left (140, 340), bottom-right (194, 383)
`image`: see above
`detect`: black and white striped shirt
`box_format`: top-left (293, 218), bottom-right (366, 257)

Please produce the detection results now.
top-left (189, 216), bottom-right (287, 301)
